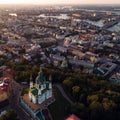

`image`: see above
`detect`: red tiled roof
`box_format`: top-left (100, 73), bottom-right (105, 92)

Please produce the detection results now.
top-left (66, 114), bottom-right (80, 120)
top-left (3, 69), bottom-right (15, 75)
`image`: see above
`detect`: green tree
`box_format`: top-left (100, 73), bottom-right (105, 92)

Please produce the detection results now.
top-left (72, 86), bottom-right (80, 101)
top-left (72, 86), bottom-right (80, 94)
top-left (0, 110), bottom-right (19, 120)
top-left (89, 101), bottom-right (104, 120)
top-left (63, 78), bottom-right (73, 88)
top-left (102, 98), bottom-right (117, 111)
top-left (87, 94), bottom-right (99, 103)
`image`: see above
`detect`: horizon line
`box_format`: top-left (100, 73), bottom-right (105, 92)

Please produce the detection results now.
top-left (0, 3), bottom-right (120, 5)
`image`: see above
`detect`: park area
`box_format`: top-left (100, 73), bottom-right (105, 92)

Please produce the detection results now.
top-left (48, 87), bottom-right (70, 120)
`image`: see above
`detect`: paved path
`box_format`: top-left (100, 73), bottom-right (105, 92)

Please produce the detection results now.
top-left (54, 84), bottom-right (74, 105)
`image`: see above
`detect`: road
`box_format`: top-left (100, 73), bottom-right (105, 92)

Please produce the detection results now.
top-left (54, 84), bottom-right (74, 105)
top-left (9, 80), bottom-right (32, 120)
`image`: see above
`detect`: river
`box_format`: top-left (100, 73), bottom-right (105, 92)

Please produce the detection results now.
top-left (37, 14), bottom-right (70, 20)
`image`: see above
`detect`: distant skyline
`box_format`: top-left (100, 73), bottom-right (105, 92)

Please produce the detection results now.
top-left (0, 0), bottom-right (120, 5)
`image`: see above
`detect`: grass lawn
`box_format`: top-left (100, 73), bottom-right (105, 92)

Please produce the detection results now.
top-left (48, 86), bottom-right (70, 120)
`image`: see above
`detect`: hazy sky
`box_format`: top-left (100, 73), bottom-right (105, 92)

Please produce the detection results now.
top-left (0, 0), bottom-right (119, 4)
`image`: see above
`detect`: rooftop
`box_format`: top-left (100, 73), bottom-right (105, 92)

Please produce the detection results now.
top-left (66, 114), bottom-right (81, 120)
top-left (21, 94), bottom-right (54, 111)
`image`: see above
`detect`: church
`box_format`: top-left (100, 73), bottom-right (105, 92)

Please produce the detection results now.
top-left (21, 68), bottom-right (54, 120)
top-left (29, 68), bottom-right (52, 104)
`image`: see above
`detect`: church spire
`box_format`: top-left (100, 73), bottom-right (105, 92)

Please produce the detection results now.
top-left (30, 74), bottom-right (32, 81)
top-left (49, 75), bottom-right (52, 89)
top-left (35, 67), bottom-right (45, 84)
top-left (38, 67), bottom-right (43, 75)
top-left (40, 67), bottom-right (43, 72)
top-left (49, 75), bottom-right (52, 81)
top-left (30, 74), bottom-right (33, 88)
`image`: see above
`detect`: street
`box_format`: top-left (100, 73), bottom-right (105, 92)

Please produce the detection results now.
top-left (9, 80), bottom-right (32, 120)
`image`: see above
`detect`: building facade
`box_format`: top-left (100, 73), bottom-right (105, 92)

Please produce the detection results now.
top-left (20, 68), bottom-right (54, 120)
top-left (29, 68), bottom-right (52, 104)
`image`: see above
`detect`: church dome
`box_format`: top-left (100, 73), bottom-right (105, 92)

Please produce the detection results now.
top-left (35, 68), bottom-right (45, 84)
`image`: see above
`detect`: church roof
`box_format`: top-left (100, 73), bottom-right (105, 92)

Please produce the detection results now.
top-left (31, 88), bottom-right (38, 96)
top-left (35, 68), bottom-right (46, 84)
top-left (46, 82), bottom-right (50, 90)
top-left (49, 75), bottom-right (52, 81)
top-left (30, 75), bottom-right (33, 82)
top-left (30, 68), bottom-right (52, 96)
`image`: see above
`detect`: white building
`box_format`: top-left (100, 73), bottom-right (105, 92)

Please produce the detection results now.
top-left (29, 68), bottom-right (52, 104)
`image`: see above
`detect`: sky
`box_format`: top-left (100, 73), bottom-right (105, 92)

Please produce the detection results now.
top-left (0, 0), bottom-right (119, 5)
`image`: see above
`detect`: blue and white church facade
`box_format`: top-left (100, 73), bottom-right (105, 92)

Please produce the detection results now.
top-left (29, 68), bottom-right (52, 104)
top-left (20, 68), bottom-right (54, 120)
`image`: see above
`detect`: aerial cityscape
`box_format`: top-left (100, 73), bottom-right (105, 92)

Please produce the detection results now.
top-left (0, 1), bottom-right (120, 120)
